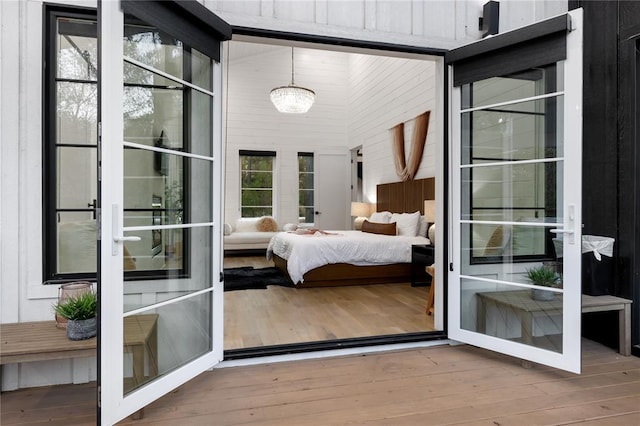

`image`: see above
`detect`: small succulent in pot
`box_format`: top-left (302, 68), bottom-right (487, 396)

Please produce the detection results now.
top-left (54, 291), bottom-right (97, 340)
top-left (526, 266), bottom-right (561, 301)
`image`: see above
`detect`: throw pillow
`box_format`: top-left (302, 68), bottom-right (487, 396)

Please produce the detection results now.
top-left (283, 223), bottom-right (298, 232)
top-left (390, 211), bottom-right (421, 236)
top-left (418, 216), bottom-right (428, 237)
top-left (369, 211), bottom-right (392, 223)
top-left (223, 223), bottom-right (233, 236)
top-left (361, 219), bottom-right (397, 236)
top-left (256, 216), bottom-right (278, 232)
top-left (235, 217), bottom-right (261, 232)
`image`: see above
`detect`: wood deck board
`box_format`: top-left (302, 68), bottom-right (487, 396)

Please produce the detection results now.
top-left (3, 340), bottom-right (640, 425)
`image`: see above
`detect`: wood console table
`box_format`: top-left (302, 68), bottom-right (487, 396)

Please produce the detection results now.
top-left (476, 291), bottom-right (632, 355)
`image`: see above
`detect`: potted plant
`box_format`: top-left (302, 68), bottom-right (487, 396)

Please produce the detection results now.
top-left (54, 291), bottom-right (97, 340)
top-left (526, 266), bottom-right (561, 301)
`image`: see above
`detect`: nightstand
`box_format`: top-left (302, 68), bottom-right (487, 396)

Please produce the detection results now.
top-left (411, 244), bottom-right (434, 287)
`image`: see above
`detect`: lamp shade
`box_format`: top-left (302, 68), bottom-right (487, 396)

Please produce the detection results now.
top-left (423, 200), bottom-right (436, 223)
top-left (351, 202), bottom-right (372, 218)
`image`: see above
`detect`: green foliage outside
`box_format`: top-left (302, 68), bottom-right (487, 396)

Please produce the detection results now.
top-left (241, 155), bottom-right (274, 217)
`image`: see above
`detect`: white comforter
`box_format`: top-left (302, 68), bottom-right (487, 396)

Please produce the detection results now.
top-left (267, 230), bottom-right (430, 284)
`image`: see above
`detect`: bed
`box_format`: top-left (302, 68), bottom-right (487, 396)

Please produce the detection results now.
top-left (269, 178), bottom-right (435, 287)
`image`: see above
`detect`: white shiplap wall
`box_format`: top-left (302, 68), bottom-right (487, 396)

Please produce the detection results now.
top-left (348, 53), bottom-right (437, 203)
top-left (224, 44), bottom-right (350, 226)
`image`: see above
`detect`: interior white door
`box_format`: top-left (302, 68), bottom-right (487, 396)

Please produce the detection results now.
top-left (98, 2), bottom-right (230, 423)
top-left (448, 9), bottom-right (583, 373)
top-left (315, 152), bottom-right (349, 230)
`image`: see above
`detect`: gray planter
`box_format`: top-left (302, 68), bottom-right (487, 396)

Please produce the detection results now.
top-left (66, 317), bottom-right (97, 340)
top-left (531, 288), bottom-right (555, 301)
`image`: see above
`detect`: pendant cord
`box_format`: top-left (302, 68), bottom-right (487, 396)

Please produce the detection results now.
top-left (291, 47), bottom-right (295, 85)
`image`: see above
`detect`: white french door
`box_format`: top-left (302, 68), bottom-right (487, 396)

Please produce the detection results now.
top-left (448, 9), bottom-right (583, 373)
top-left (98, 2), bottom-right (230, 423)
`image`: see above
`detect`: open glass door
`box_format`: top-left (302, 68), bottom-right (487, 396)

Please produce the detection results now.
top-left (98, 2), bottom-right (231, 423)
top-left (448, 9), bottom-right (583, 373)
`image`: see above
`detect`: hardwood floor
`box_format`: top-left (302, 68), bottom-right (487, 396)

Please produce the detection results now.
top-left (224, 255), bottom-right (435, 350)
top-left (3, 339), bottom-right (640, 425)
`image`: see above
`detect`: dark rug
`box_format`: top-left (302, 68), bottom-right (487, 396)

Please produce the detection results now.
top-left (223, 267), bottom-right (294, 291)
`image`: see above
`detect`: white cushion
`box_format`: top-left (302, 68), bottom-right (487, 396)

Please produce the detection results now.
top-left (223, 223), bottom-right (233, 236)
top-left (235, 217), bottom-right (261, 232)
top-left (369, 211), bottom-right (391, 224)
top-left (417, 216), bottom-right (428, 237)
top-left (283, 223), bottom-right (298, 232)
top-left (390, 211), bottom-right (421, 236)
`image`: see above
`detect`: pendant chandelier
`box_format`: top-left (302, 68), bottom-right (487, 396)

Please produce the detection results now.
top-left (270, 47), bottom-right (316, 114)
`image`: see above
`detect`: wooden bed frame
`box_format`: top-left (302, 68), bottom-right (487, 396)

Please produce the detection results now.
top-left (273, 177), bottom-right (435, 288)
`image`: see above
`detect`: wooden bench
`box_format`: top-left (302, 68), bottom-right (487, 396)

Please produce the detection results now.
top-left (476, 291), bottom-right (632, 356)
top-left (0, 314), bottom-right (158, 418)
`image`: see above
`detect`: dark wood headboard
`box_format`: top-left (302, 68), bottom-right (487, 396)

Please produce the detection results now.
top-left (376, 177), bottom-right (435, 214)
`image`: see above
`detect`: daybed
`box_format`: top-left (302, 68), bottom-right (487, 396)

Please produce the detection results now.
top-left (268, 178), bottom-right (435, 287)
top-left (223, 216), bottom-right (280, 252)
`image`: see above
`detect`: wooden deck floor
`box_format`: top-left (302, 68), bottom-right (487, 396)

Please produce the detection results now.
top-left (2, 339), bottom-right (640, 425)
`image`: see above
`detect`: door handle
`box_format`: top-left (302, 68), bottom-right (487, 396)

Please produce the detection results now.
top-left (114, 236), bottom-right (141, 243)
top-left (315, 211), bottom-right (321, 215)
top-left (550, 204), bottom-right (575, 244)
top-left (112, 204), bottom-right (141, 255)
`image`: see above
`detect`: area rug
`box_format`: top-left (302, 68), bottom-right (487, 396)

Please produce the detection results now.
top-left (223, 267), bottom-right (294, 291)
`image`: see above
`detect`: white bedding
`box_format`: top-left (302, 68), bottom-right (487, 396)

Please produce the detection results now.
top-left (267, 230), bottom-right (430, 284)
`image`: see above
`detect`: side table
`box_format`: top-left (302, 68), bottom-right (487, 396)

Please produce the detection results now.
top-left (411, 244), bottom-right (434, 287)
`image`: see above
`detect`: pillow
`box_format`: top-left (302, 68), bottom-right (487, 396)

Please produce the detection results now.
top-left (256, 216), bottom-right (278, 232)
top-left (223, 223), bottom-right (233, 236)
top-left (369, 211), bottom-right (391, 224)
top-left (361, 219), bottom-right (397, 236)
top-left (235, 217), bottom-right (261, 232)
top-left (283, 223), bottom-right (298, 232)
top-left (417, 216), bottom-right (428, 237)
top-left (390, 211), bottom-right (421, 236)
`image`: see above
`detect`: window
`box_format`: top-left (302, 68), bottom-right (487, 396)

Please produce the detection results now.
top-left (44, 7), bottom-right (99, 282)
top-left (298, 152), bottom-right (314, 224)
top-left (240, 150), bottom-right (275, 217)
top-left (44, 6), bottom-right (193, 282)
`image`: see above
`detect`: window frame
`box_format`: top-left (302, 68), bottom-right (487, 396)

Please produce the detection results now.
top-left (297, 152), bottom-right (314, 225)
top-left (239, 150), bottom-right (276, 218)
top-left (43, 5), bottom-right (99, 284)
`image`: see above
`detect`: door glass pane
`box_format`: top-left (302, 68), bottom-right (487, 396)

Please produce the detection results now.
top-left (461, 63), bottom-right (563, 109)
top-left (461, 96), bottom-right (564, 165)
top-left (123, 226), bottom-right (212, 313)
top-left (461, 161), bottom-right (563, 224)
top-left (123, 23), bottom-right (184, 82)
top-left (461, 278), bottom-right (563, 353)
top-left (123, 149), bottom-right (212, 224)
top-left (123, 291), bottom-right (212, 395)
